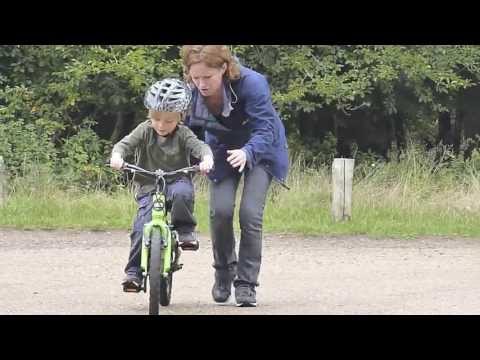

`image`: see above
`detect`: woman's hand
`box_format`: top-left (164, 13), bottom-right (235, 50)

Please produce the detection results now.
top-left (226, 149), bottom-right (247, 172)
top-left (199, 155), bottom-right (214, 175)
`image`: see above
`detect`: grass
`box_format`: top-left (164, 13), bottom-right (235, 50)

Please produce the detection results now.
top-left (1, 146), bottom-right (480, 238)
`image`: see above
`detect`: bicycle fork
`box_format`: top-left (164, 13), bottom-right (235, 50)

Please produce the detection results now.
top-left (140, 224), bottom-right (183, 292)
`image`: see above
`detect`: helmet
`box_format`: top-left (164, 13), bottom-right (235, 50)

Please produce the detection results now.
top-left (144, 78), bottom-right (192, 112)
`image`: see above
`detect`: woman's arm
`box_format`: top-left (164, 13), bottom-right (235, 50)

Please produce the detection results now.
top-left (239, 73), bottom-right (277, 169)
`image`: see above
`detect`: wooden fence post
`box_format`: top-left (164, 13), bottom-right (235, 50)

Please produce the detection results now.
top-left (0, 156), bottom-right (6, 206)
top-left (332, 158), bottom-right (355, 222)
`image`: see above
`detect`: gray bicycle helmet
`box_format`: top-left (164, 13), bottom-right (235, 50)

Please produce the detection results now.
top-left (144, 78), bottom-right (192, 112)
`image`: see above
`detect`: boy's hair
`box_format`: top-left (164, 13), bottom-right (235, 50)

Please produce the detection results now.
top-left (144, 78), bottom-right (192, 113)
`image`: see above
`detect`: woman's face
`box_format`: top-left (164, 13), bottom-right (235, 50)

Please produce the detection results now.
top-left (189, 62), bottom-right (226, 98)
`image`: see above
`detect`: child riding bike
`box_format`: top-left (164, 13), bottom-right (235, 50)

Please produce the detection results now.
top-left (109, 78), bottom-right (214, 292)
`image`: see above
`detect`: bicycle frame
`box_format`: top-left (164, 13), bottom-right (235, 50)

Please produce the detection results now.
top-left (140, 189), bottom-right (173, 279)
top-left (123, 163), bottom-right (199, 292)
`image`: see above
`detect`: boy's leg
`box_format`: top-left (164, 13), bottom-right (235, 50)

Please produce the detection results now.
top-left (235, 165), bottom-right (272, 306)
top-left (209, 174), bottom-right (240, 303)
top-left (123, 193), bottom-right (153, 289)
top-left (166, 178), bottom-right (197, 244)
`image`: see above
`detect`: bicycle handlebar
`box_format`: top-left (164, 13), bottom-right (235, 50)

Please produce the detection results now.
top-left (121, 162), bottom-right (200, 178)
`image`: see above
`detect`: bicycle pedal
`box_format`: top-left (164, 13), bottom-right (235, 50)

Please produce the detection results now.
top-left (179, 241), bottom-right (199, 251)
top-left (123, 286), bottom-right (142, 293)
top-left (172, 263), bottom-right (184, 272)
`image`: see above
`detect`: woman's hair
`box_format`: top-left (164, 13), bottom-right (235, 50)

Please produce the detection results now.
top-left (180, 45), bottom-right (241, 83)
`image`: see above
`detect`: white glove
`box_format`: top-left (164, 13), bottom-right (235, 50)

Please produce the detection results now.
top-left (110, 152), bottom-right (124, 170)
top-left (199, 155), bottom-right (214, 175)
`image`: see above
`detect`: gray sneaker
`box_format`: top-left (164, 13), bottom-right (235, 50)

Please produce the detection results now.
top-left (235, 284), bottom-right (257, 307)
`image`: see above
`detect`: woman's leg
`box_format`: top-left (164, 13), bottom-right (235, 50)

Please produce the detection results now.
top-left (236, 166), bottom-right (272, 289)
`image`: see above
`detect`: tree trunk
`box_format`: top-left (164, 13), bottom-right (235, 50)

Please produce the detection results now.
top-left (438, 111), bottom-right (453, 146)
top-left (110, 111), bottom-right (126, 144)
top-left (454, 109), bottom-right (464, 154)
top-left (394, 113), bottom-right (406, 153)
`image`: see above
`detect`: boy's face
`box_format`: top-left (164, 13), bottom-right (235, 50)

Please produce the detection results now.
top-left (149, 110), bottom-right (181, 137)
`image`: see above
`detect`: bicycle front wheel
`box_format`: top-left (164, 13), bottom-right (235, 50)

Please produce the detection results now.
top-left (148, 229), bottom-right (173, 315)
top-left (159, 267), bottom-right (173, 306)
top-left (149, 230), bottom-right (163, 315)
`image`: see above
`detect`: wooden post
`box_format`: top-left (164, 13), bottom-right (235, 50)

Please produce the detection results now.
top-left (0, 156), bottom-right (6, 206)
top-left (332, 158), bottom-right (355, 222)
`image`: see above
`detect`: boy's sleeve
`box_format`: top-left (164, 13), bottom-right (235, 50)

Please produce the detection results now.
top-left (112, 122), bottom-right (146, 157)
top-left (184, 114), bottom-right (205, 141)
top-left (181, 126), bottom-right (213, 160)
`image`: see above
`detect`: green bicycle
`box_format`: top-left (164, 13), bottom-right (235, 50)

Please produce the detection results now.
top-left (122, 162), bottom-right (200, 315)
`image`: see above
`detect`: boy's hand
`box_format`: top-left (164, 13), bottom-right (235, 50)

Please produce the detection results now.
top-left (110, 153), bottom-right (125, 170)
top-left (226, 149), bottom-right (247, 172)
top-left (199, 155), bottom-right (214, 175)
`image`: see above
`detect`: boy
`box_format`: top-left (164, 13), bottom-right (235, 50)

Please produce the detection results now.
top-left (110, 78), bottom-right (213, 292)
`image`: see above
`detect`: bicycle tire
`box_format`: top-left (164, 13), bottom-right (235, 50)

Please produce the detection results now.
top-left (148, 229), bottom-right (163, 315)
top-left (159, 266), bottom-right (173, 306)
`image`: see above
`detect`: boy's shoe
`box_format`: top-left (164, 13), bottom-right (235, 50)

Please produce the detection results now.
top-left (235, 284), bottom-right (257, 307)
top-left (178, 232), bottom-right (199, 251)
top-left (122, 274), bottom-right (142, 293)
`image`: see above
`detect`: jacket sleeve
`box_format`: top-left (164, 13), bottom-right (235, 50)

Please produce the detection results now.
top-left (180, 126), bottom-right (213, 160)
top-left (183, 114), bottom-right (206, 141)
top-left (240, 74), bottom-right (277, 169)
top-left (112, 122), bottom-right (146, 157)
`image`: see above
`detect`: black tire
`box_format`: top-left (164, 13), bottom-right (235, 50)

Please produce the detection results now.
top-left (159, 267), bottom-right (173, 306)
top-left (148, 230), bottom-right (163, 315)
top-left (148, 230), bottom-right (174, 314)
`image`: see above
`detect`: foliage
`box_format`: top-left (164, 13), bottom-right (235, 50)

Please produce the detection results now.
top-left (2, 45), bottom-right (480, 188)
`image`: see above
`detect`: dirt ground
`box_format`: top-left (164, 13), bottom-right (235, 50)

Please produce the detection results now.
top-left (0, 229), bottom-right (479, 315)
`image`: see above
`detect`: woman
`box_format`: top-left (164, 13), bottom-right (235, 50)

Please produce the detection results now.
top-left (181, 45), bottom-right (289, 307)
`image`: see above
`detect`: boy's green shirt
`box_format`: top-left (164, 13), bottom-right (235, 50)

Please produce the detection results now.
top-left (112, 120), bottom-right (213, 195)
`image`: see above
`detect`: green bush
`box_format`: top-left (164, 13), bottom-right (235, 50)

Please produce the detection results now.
top-left (58, 127), bottom-right (118, 191)
top-left (0, 85), bottom-right (59, 176)
top-left (2, 45), bottom-right (480, 191)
